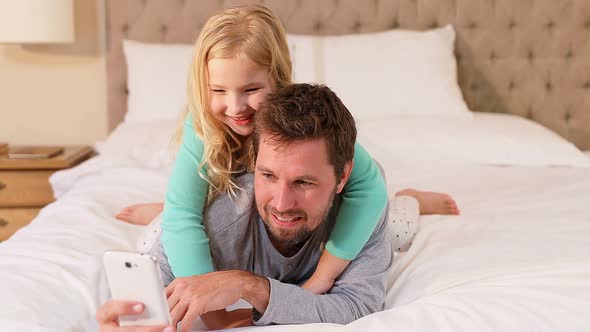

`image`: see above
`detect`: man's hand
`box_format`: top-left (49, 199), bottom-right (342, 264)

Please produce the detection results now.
top-left (96, 300), bottom-right (174, 332)
top-left (165, 270), bottom-right (270, 332)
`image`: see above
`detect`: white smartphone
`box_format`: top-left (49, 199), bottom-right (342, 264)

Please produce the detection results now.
top-left (103, 250), bottom-right (171, 326)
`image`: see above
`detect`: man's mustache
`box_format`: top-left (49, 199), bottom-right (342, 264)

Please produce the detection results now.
top-left (266, 207), bottom-right (307, 220)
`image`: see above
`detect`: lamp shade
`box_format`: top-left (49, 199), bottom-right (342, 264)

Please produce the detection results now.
top-left (0, 0), bottom-right (75, 43)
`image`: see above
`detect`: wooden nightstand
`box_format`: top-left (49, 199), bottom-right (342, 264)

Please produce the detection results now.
top-left (0, 145), bottom-right (94, 241)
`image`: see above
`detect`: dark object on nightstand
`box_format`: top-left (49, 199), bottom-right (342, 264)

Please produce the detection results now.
top-left (8, 146), bottom-right (64, 159)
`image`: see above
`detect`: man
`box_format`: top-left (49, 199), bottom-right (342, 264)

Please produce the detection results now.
top-left (96, 84), bottom-right (393, 331)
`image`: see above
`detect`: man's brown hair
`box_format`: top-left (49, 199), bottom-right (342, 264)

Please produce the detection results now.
top-left (252, 83), bottom-right (356, 178)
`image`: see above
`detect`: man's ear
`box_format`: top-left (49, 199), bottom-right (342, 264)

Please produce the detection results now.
top-left (335, 160), bottom-right (354, 194)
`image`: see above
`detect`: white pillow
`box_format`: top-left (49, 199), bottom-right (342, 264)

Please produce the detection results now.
top-left (124, 26), bottom-right (470, 123)
top-left (357, 113), bottom-right (590, 168)
top-left (95, 118), bottom-right (178, 168)
top-left (286, 34), bottom-right (317, 83)
top-left (123, 38), bottom-right (318, 125)
top-left (286, 25), bottom-right (473, 120)
top-left (123, 40), bottom-right (194, 124)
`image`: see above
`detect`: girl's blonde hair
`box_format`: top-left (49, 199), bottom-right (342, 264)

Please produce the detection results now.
top-left (182, 5), bottom-right (292, 202)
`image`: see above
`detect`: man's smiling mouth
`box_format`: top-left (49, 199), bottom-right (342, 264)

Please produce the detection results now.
top-left (272, 213), bottom-right (303, 224)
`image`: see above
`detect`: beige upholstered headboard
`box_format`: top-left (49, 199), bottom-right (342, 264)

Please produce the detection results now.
top-left (106, 0), bottom-right (590, 149)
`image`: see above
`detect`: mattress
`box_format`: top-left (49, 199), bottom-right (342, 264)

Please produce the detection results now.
top-left (0, 113), bottom-right (589, 331)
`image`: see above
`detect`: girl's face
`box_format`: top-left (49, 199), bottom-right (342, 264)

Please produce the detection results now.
top-left (207, 56), bottom-right (274, 136)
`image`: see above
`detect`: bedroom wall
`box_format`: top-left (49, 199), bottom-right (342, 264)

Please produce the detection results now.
top-left (0, 0), bottom-right (108, 146)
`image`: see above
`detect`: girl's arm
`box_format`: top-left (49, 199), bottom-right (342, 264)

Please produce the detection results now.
top-left (325, 141), bottom-right (388, 260)
top-left (303, 142), bottom-right (388, 293)
top-left (161, 117), bottom-right (214, 277)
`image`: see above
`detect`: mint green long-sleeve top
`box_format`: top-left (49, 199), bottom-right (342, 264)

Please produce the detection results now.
top-left (161, 117), bottom-right (388, 277)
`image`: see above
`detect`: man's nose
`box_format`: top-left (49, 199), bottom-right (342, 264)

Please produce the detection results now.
top-left (273, 182), bottom-right (296, 212)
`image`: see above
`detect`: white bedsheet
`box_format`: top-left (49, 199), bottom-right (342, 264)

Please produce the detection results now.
top-left (0, 156), bottom-right (169, 331)
top-left (1, 131), bottom-right (589, 331)
top-left (252, 162), bottom-right (590, 332)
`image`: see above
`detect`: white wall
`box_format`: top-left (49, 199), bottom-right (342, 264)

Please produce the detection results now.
top-left (0, 0), bottom-right (108, 146)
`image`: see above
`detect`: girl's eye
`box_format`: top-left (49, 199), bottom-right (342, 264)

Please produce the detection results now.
top-left (262, 173), bottom-right (274, 179)
top-left (245, 88), bottom-right (260, 93)
top-left (211, 89), bottom-right (225, 93)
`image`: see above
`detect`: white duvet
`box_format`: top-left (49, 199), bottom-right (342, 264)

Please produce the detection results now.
top-left (1, 114), bottom-right (589, 331)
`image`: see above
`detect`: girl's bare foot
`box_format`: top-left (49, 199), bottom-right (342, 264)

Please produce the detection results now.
top-left (115, 203), bottom-right (164, 225)
top-left (396, 188), bottom-right (460, 215)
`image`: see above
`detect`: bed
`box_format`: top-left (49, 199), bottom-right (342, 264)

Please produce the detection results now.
top-left (2, 0), bottom-right (590, 331)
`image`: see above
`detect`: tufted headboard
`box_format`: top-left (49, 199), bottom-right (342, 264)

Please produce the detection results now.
top-left (106, 0), bottom-right (590, 149)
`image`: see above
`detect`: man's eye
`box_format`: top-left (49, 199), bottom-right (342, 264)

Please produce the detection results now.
top-left (262, 173), bottom-right (274, 179)
top-left (296, 180), bottom-right (313, 187)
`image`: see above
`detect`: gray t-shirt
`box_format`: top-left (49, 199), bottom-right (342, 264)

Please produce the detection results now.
top-left (151, 173), bottom-right (393, 325)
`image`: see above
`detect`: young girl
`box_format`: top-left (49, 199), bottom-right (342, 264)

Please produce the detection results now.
top-left (116, 5), bottom-right (459, 295)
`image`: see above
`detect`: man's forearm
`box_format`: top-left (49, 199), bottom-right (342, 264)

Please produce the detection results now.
top-left (239, 271), bottom-right (271, 314)
top-left (254, 278), bottom-right (380, 326)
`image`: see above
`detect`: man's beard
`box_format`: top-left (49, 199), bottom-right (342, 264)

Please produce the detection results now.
top-left (261, 188), bottom-right (336, 250)
top-left (264, 219), bottom-right (312, 248)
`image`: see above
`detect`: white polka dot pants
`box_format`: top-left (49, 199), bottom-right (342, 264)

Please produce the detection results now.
top-left (136, 196), bottom-right (421, 254)
top-left (390, 195), bottom-right (420, 252)
top-left (137, 214), bottom-right (163, 253)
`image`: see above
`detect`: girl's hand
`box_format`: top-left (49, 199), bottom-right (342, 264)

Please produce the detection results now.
top-left (301, 275), bottom-right (335, 294)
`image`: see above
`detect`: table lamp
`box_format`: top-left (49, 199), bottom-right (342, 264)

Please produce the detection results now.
top-left (0, 0), bottom-right (75, 43)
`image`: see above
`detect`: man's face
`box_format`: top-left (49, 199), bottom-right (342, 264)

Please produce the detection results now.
top-left (254, 134), bottom-right (350, 250)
